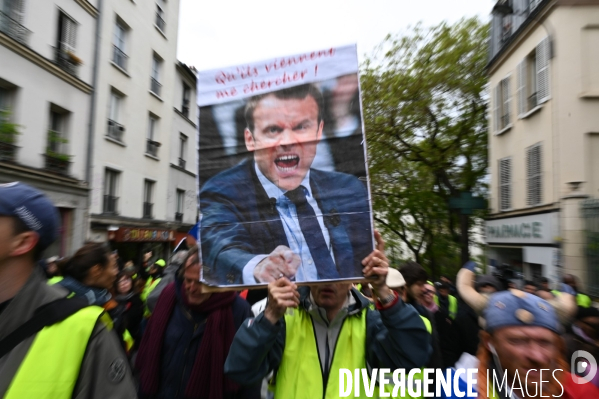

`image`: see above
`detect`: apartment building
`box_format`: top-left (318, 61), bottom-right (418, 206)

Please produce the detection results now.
top-left (87, 0), bottom-right (197, 262)
top-left (0, 0), bottom-right (97, 257)
top-left (486, 0), bottom-right (599, 295)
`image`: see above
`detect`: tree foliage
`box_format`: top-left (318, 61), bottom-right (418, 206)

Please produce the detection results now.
top-left (361, 18), bottom-right (489, 278)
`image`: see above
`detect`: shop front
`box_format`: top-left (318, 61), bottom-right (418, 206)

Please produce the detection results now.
top-left (486, 210), bottom-right (560, 285)
top-left (108, 227), bottom-right (176, 269)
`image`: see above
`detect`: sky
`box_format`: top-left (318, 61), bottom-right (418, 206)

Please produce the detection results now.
top-left (177, 0), bottom-right (496, 72)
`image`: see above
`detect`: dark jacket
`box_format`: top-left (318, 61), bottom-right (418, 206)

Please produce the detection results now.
top-left (434, 296), bottom-right (461, 368)
top-left (412, 302), bottom-right (444, 369)
top-left (224, 287), bottom-right (431, 386)
top-left (139, 279), bottom-right (260, 399)
top-left (200, 160), bottom-right (372, 285)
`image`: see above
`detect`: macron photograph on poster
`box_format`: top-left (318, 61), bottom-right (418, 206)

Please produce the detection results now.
top-left (197, 45), bottom-right (373, 288)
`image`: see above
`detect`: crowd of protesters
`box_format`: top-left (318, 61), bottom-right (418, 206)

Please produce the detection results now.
top-left (3, 182), bottom-right (599, 398)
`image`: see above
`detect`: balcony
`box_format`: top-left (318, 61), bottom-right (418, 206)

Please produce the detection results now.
top-left (155, 12), bottom-right (166, 32)
top-left (54, 47), bottom-right (80, 76)
top-left (178, 157), bottom-right (186, 169)
top-left (501, 114), bottom-right (510, 129)
top-left (150, 78), bottom-right (162, 97)
top-left (528, 92), bottom-right (538, 111)
top-left (44, 153), bottom-right (71, 175)
top-left (0, 10), bottom-right (30, 45)
top-left (0, 142), bottom-right (18, 162)
top-left (107, 119), bottom-right (125, 142)
top-left (143, 202), bottom-right (153, 219)
top-left (146, 139), bottom-right (160, 157)
top-left (103, 195), bottom-right (119, 214)
top-left (175, 212), bottom-right (183, 222)
top-left (112, 45), bottom-right (128, 71)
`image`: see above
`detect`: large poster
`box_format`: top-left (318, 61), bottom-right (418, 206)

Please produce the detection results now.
top-left (197, 45), bottom-right (373, 288)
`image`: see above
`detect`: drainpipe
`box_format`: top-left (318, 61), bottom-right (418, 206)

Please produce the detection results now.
top-left (86, 0), bottom-right (103, 237)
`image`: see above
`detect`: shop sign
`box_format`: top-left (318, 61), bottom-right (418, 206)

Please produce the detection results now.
top-left (112, 228), bottom-right (175, 242)
top-left (486, 212), bottom-right (558, 245)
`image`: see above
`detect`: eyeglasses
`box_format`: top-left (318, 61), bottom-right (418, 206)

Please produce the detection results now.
top-left (423, 290), bottom-right (435, 295)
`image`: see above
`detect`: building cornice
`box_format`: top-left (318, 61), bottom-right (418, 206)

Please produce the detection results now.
top-left (0, 161), bottom-right (89, 192)
top-left (0, 32), bottom-right (93, 94)
top-left (488, 0), bottom-right (557, 75)
top-left (487, 205), bottom-right (560, 220)
top-left (74, 0), bottom-right (99, 18)
top-left (90, 214), bottom-right (192, 230)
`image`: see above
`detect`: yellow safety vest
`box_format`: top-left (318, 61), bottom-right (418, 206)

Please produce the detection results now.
top-left (5, 306), bottom-right (104, 399)
top-left (434, 294), bottom-right (458, 319)
top-left (141, 276), bottom-right (161, 317)
top-left (552, 290), bottom-right (593, 308)
top-left (274, 306), bottom-right (371, 399)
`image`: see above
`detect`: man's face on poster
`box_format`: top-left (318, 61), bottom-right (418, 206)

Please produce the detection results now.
top-left (245, 94), bottom-right (324, 191)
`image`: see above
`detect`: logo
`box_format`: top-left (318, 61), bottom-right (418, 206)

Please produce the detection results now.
top-left (571, 350), bottom-right (598, 384)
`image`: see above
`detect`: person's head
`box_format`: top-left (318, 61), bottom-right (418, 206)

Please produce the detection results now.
top-left (475, 275), bottom-right (502, 294)
top-left (421, 283), bottom-right (436, 306)
top-left (563, 274), bottom-right (578, 291)
top-left (523, 280), bottom-right (537, 295)
top-left (60, 243), bottom-right (118, 290)
top-left (440, 275), bottom-right (452, 285)
top-left (179, 245), bottom-right (209, 306)
top-left (478, 291), bottom-right (566, 396)
top-left (575, 307), bottom-right (599, 341)
top-left (147, 258), bottom-right (166, 276)
top-left (115, 272), bottom-right (133, 295)
top-left (45, 256), bottom-right (59, 276)
top-left (538, 276), bottom-right (550, 291)
top-left (399, 261), bottom-right (428, 304)
top-left (386, 268), bottom-right (407, 301)
top-left (0, 182), bottom-right (60, 266)
top-left (310, 283), bottom-right (352, 313)
top-left (244, 84), bottom-right (325, 191)
top-left (435, 281), bottom-right (450, 298)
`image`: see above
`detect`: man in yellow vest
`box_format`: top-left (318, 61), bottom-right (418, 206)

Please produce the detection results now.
top-left (563, 273), bottom-right (593, 308)
top-left (224, 231), bottom-right (431, 398)
top-left (0, 182), bottom-right (136, 398)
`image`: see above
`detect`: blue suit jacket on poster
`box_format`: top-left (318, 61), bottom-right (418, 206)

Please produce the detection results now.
top-left (200, 160), bottom-right (372, 285)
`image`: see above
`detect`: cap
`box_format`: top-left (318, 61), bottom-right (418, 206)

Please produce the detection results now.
top-left (0, 182), bottom-right (60, 251)
top-left (155, 259), bottom-right (166, 267)
top-left (435, 281), bottom-right (449, 290)
top-left (475, 275), bottom-right (502, 291)
top-left (484, 290), bottom-right (559, 333)
top-left (386, 268), bottom-right (406, 289)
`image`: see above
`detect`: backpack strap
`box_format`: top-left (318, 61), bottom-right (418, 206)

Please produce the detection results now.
top-left (0, 297), bottom-right (89, 359)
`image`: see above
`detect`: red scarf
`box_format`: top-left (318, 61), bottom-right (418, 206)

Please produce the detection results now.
top-left (136, 282), bottom-right (239, 399)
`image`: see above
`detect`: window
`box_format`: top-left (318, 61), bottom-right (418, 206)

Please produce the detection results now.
top-left (150, 54), bottom-right (162, 96)
top-left (175, 189), bottom-right (184, 221)
top-left (155, 2), bottom-right (165, 32)
top-left (55, 11), bottom-right (78, 75)
top-left (0, 0), bottom-right (28, 44)
top-left (179, 133), bottom-right (187, 168)
top-left (143, 180), bottom-right (154, 218)
top-left (182, 83), bottom-right (190, 117)
top-left (103, 169), bottom-right (120, 214)
top-left (47, 106), bottom-right (68, 155)
top-left (112, 18), bottom-right (128, 70)
top-left (146, 114), bottom-right (159, 157)
top-left (517, 38), bottom-right (550, 116)
top-left (527, 144), bottom-right (542, 206)
top-left (499, 158), bottom-right (512, 211)
top-left (107, 90), bottom-right (125, 141)
top-left (493, 76), bottom-right (511, 133)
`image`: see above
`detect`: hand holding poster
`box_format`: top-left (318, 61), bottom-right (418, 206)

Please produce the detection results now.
top-left (198, 45), bottom-right (373, 288)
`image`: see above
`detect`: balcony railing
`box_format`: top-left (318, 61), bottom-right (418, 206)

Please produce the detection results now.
top-left (143, 202), bottom-right (153, 219)
top-left (44, 153), bottom-right (71, 175)
top-left (175, 212), bottom-right (183, 222)
top-left (0, 10), bottom-right (30, 45)
top-left (178, 157), bottom-right (186, 169)
top-left (103, 195), bottom-right (119, 214)
top-left (146, 139), bottom-right (160, 157)
top-left (501, 114), bottom-right (510, 129)
top-left (112, 45), bottom-right (128, 70)
top-left (150, 78), bottom-right (162, 96)
top-left (528, 92), bottom-right (538, 111)
top-left (155, 12), bottom-right (166, 32)
top-left (54, 47), bottom-right (80, 76)
top-left (107, 119), bottom-right (125, 141)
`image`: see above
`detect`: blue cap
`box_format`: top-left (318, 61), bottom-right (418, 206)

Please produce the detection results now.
top-left (0, 182), bottom-right (60, 251)
top-left (484, 290), bottom-right (559, 333)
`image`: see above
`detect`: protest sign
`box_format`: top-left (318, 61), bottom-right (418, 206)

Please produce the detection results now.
top-left (198, 44), bottom-right (373, 288)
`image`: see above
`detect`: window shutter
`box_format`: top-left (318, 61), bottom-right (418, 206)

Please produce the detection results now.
top-left (527, 145), bottom-right (542, 206)
top-left (500, 158), bottom-right (512, 211)
top-left (530, 0), bottom-right (540, 10)
top-left (517, 60), bottom-right (527, 116)
top-left (536, 38), bottom-right (550, 104)
top-left (494, 85), bottom-right (501, 132)
top-left (503, 77), bottom-right (511, 126)
top-left (60, 14), bottom-right (77, 52)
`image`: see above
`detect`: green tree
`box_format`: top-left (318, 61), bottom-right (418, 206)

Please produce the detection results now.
top-left (361, 17), bottom-right (489, 278)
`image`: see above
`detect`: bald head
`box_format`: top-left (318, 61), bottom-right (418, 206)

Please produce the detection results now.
top-left (563, 274), bottom-right (578, 291)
